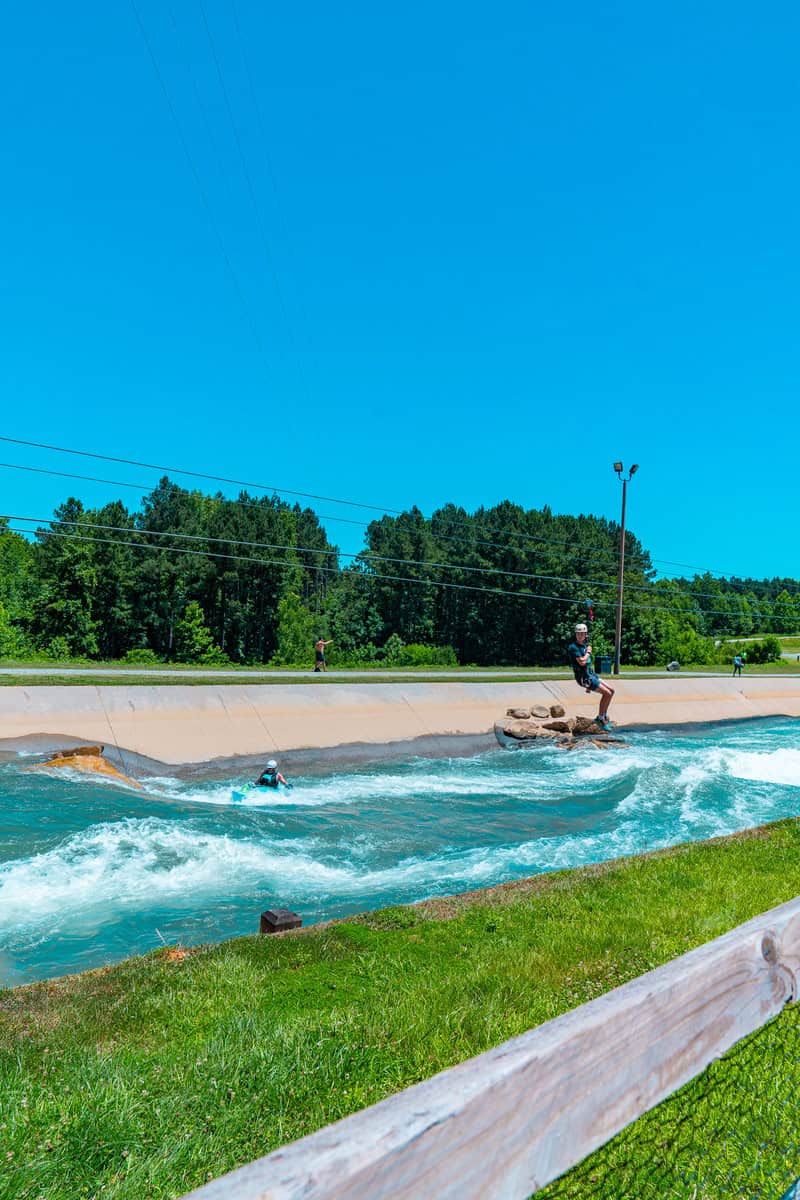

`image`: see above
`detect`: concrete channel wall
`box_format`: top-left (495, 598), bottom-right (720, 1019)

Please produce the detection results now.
top-left (1, 677), bottom-right (799, 764)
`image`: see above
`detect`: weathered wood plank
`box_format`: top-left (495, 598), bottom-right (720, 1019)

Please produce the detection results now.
top-left (183, 897), bottom-right (800, 1200)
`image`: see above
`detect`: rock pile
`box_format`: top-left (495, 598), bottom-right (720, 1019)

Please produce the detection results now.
top-left (494, 705), bottom-right (625, 751)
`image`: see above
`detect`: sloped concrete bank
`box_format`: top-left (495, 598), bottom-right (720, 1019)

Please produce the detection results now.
top-left (0, 677), bottom-right (799, 765)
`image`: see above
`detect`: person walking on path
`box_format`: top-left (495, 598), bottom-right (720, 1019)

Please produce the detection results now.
top-left (733, 653), bottom-right (744, 677)
top-left (568, 623), bottom-right (615, 730)
top-left (314, 637), bottom-right (333, 672)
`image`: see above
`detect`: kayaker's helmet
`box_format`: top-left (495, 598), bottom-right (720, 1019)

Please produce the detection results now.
top-left (267, 759), bottom-right (278, 769)
top-left (575, 623), bottom-right (588, 634)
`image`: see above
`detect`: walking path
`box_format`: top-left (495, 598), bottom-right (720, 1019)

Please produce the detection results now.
top-left (1, 676), bottom-right (798, 764)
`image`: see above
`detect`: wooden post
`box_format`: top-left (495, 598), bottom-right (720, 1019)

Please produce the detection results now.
top-left (183, 896), bottom-right (800, 1200)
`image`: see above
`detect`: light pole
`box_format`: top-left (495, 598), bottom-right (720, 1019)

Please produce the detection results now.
top-left (612, 462), bottom-right (639, 675)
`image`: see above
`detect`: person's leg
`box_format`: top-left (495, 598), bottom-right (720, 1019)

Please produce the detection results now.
top-left (598, 680), bottom-right (615, 718)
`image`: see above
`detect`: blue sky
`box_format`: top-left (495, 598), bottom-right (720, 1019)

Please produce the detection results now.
top-left (1, 2), bottom-right (798, 579)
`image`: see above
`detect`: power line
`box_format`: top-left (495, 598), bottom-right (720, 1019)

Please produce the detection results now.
top-left (0, 435), bottom-right (650, 573)
top-left (129, 0), bottom-right (271, 375)
top-left (8, 524), bottom-right (602, 610)
top-left (2, 437), bottom-right (795, 590)
top-left (0, 435), bottom-right (394, 513)
top-left (2, 511), bottom-right (645, 596)
top-left (14, 518), bottom-right (800, 625)
top-left (3, 455), bottom-right (797, 603)
top-left (0, 458), bottom-right (649, 583)
top-left (0, 456), bottom-right (635, 572)
top-left (228, 0), bottom-right (317, 366)
top-left (197, 0), bottom-right (307, 392)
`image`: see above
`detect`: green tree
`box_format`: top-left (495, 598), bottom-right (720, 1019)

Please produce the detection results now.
top-left (174, 601), bottom-right (219, 663)
top-left (0, 601), bottom-right (26, 658)
top-left (31, 500), bottom-right (100, 657)
top-left (271, 593), bottom-right (319, 666)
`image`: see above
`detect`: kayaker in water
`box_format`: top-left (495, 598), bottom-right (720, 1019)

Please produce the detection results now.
top-left (255, 759), bottom-right (290, 788)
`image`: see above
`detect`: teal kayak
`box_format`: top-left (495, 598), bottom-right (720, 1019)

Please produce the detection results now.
top-left (232, 782), bottom-right (292, 802)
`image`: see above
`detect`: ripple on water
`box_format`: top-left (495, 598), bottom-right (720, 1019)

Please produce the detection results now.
top-left (1, 718), bottom-right (799, 983)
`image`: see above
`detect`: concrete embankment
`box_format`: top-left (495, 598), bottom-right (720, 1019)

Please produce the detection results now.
top-left (1, 677), bottom-right (799, 765)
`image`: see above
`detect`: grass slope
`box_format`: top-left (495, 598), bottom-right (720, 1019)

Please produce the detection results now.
top-left (1, 821), bottom-right (800, 1199)
top-left (0, 665), bottom-right (799, 686)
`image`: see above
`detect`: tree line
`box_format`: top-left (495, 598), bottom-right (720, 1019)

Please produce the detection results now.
top-left (0, 479), bottom-right (797, 666)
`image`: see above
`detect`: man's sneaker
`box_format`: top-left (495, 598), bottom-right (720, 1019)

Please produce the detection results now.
top-left (595, 715), bottom-right (612, 731)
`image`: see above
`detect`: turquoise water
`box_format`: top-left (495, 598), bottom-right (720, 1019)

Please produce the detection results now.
top-left (1, 719), bottom-right (799, 987)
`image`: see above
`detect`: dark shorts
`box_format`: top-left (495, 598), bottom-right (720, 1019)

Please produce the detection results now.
top-left (582, 672), bottom-right (601, 692)
top-left (315, 650), bottom-right (325, 663)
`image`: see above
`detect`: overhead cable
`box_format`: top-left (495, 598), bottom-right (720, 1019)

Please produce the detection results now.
top-left (14, 520), bottom-right (800, 625)
top-left (3, 511), bottom-right (649, 595)
top-left (129, 0), bottom-right (270, 374)
top-left (0, 457), bottom-right (642, 574)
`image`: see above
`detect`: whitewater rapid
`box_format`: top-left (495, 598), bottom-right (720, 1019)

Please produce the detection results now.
top-left (1, 718), bottom-right (798, 985)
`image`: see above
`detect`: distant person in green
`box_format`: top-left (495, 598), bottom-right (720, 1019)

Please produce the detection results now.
top-left (733, 653), bottom-right (743, 677)
top-left (567, 623), bottom-right (615, 730)
top-left (314, 637), bottom-right (333, 672)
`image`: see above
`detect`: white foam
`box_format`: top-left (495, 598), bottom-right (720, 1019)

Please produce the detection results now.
top-left (143, 765), bottom-right (556, 810)
top-left (725, 748), bottom-right (800, 788)
top-left (571, 751), bottom-right (649, 783)
top-left (0, 819), bottom-right (334, 934)
top-left (5, 724), bottom-right (800, 965)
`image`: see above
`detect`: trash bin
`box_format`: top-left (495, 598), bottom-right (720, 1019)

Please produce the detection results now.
top-left (596, 655), bottom-right (613, 674)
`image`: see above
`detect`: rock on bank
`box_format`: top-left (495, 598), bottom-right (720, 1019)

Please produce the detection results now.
top-left (0, 677), bottom-right (799, 765)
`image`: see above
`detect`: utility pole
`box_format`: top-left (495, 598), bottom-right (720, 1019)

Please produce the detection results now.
top-left (612, 462), bottom-right (639, 675)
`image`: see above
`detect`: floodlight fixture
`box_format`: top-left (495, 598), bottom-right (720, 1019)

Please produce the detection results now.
top-left (630, 463), bottom-right (639, 476)
top-left (613, 461), bottom-right (623, 473)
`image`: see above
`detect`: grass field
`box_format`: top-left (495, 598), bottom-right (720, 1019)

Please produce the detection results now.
top-left (0, 668), bottom-right (572, 687)
top-left (0, 664), bottom-right (798, 686)
top-left (2, 820), bottom-right (800, 1199)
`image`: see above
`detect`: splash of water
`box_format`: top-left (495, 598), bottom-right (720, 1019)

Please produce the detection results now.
top-left (1, 718), bottom-right (798, 984)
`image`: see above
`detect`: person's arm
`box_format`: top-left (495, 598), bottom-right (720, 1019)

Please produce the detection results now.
top-left (576, 647), bottom-right (591, 666)
top-left (277, 772), bottom-right (288, 786)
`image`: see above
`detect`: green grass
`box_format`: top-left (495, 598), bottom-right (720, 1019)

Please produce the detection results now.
top-left (686, 658), bottom-right (800, 674)
top-left (2, 821), bottom-right (800, 1199)
top-left (0, 669), bottom-right (576, 687)
top-left (0, 665), bottom-right (797, 687)
top-left (541, 1002), bottom-right (800, 1198)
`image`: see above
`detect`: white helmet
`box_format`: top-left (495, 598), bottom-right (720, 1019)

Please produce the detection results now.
top-left (267, 759), bottom-right (278, 769)
top-left (574, 623), bottom-right (588, 633)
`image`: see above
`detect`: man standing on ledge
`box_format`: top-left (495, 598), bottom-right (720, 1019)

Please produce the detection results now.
top-left (568, 623), bottom-right (615, 730)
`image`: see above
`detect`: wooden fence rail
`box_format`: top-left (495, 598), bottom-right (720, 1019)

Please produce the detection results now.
top-left (184, 896), bottom-right (800, 1200)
